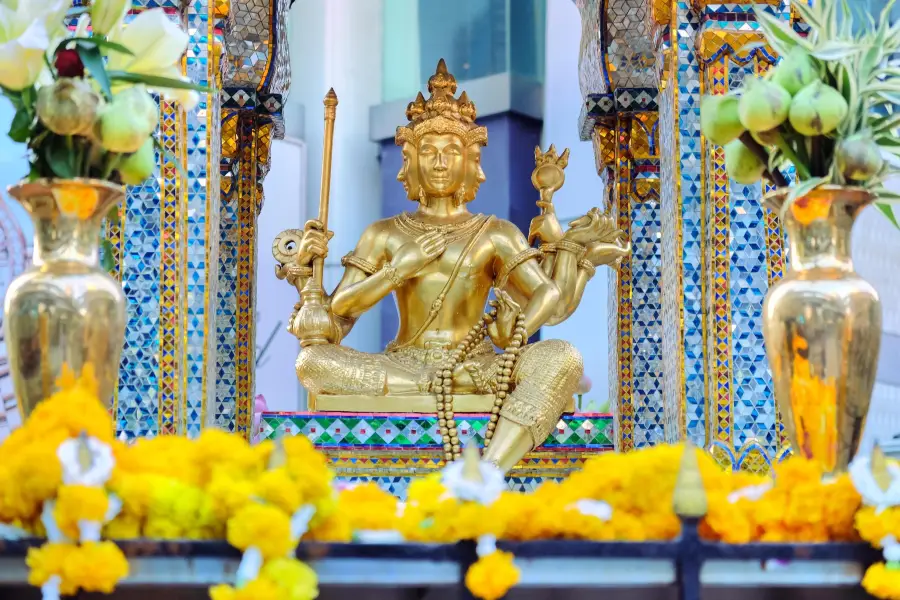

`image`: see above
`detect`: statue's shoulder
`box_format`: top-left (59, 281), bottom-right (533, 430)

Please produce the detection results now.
top-left (486, 216), bottom-right (526, 240)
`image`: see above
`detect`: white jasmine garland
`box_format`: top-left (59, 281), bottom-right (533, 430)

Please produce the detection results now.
top-left (570, 499), bottom-right (613, 521)
top-left (57, 436), bottom-right (115, 487)
top-left (849, 455), bottom-right (900, 512)
top-left (441, 460), bottom-right (505, 505)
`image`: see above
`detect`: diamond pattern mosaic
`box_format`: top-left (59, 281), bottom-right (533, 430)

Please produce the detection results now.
top-left (579, 1), bottom-right (792, 465)
top-left (262, 412), bottom-right (614, 498)
top-left (110, 0), bottom-right (285, 438)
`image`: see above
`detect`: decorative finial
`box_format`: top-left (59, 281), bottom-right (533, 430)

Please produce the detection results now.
top-left (461, 444), bottom-right (484, 483)
top-left (872, 443), bottom-right (892, 492)
top-left (324, 88), bottom-right (338, 107)
top-left (673, 442), bottom-right (708, 518)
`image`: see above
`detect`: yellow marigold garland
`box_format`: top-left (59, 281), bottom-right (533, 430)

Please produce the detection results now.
top-left (465, 550), bottom-right (520, 600)
top-left (4, 363), bottom-right (897, 600)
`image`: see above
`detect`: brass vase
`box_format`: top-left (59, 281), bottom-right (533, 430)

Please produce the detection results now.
top-left (4, 179), bottom-right (126, 416)
top-left (763, 186), bottom-right (881, 474)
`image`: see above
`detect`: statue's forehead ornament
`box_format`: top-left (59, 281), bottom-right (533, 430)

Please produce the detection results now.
top-left (395, 59), bottom-right (488, 148)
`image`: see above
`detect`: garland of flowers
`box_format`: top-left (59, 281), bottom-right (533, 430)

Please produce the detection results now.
top-left (5, 365), bottom-right (900, 600)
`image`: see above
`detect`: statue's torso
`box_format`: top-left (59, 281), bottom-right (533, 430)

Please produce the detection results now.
top-left (385, 212), bottom-right (498, 350)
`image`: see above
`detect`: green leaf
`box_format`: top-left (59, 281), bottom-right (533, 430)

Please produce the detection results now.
top-left (100, 238), bottom-right (116, 272)
top-left (810, 41), bottom-right (863, 61)
top-left (107, 71), bottom-right (210, 93)
top-left (876, 202), bottom-right (900, 229)
top-left (151, 136), bottom-right (188, 179)
top-left (71, 38), bottom-right (134, 57)
top-left (8, 107), bottom-right (31, 143)
top-left (106, 203), bottom-right (121, 226)
top-left (872, 113), bottom-right (900, 136)
top-left (755, 9), bottom-right (809, 56)
top-left (792, 0), bottom-right (823, 31)
top-left (77, 45), bottom-right (113, 100)
top-left (43, 136), bottom-right (77, 179)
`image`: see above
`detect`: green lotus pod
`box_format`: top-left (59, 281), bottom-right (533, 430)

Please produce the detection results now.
top-left (35, 78), bottom-right (102, 136)
top-left (701, 94), bottom-right (745, 146)
top-left (98, 87), bottom-right (158, 154)
top-left (118, 137), bottom-right (156, 185)
top-left (836, 134), bottom-right (884, 181)
top-left (738, 80), bottom-right (792, 133)
top-left (788, 82), bottom-right (848, 136)
top-left (751, 128), bottom-right (783, 147)
top-left (771, 47), bottom-right (819, 96)
top-left (725, 140), bottom-right (766, 184)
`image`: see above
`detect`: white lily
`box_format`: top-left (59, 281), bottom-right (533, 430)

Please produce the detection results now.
top-left (57, 435), bottom-right (115, 487)
top-left (441, 446), bottom-right (506, 506)
top-left (106, 9), bottom-right (199, 110)
top-left (89, 0), bottom-right (130, 37)
top-left (0, 0), bottom-right (67, 90)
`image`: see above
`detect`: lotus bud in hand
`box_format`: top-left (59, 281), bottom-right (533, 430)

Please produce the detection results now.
top-left (36, 79), bottom-right (102, 136)
top-left (771, 47), bottom-right (819, 96)
top-left (700, 94), bottom-right (745, 146)
top-left (738, 80), bottom-right (792, 133)
top-left (725, 139), bottom-right (766, 184)
top-left (836, 134), bottom-right (884, 182)
top-left (788, 82), bottom-right (848, 136)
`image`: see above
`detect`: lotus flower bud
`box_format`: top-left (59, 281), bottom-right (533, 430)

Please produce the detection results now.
top-left (35, 78), bottom-right (102, 136)
top-left (788, 82), bottom-right (848, 136)
top-left (98, 87), bottom-right (158, 154)
top-left (701, 94), bottom-right (745, 146)
top-left (724, 140), bottom-right (766, 184)
top-left (771, 47), bottom-right (819, 96)
top-left (836, 134), bottom-right (884, 182)
top-left (738, 80), bottom-right (792, 133)
top-left (751, 128), bottom-right (783, 147)
top-left (118, 137), bottom-right (156, 185)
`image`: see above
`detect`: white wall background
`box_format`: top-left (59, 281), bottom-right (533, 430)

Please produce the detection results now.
top-left (539, 0), bottom-right (610, 409)
top-left (257, 138), bottom-right (306, 412)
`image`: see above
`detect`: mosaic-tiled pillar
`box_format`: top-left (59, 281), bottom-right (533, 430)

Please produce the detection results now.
top-left (576, 0), bottom-right (664, 451)
top-left (109, 1), bottom-right (222, 439)
top-left (654, 0), bottom-right (793, 470)
top-left (578, 0), bottom-right (797, 466)
top-left (215, 0), bottom-right (291, 437)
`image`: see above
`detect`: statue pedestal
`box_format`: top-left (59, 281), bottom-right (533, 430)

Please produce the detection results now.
top-left (259, 411), bottom-right (613, 497)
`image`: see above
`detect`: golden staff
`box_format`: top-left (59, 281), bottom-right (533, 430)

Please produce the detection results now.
top-left (312, 88), bottom-right (338, 286)
top-left (296, 89), bottom-right (339, 347)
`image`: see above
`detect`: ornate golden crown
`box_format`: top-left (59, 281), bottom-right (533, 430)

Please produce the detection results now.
top-left (395, 59), bottom-right (488, 148)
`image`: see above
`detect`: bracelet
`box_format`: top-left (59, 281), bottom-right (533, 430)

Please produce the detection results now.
top-left (341, 253), bottom-right (378, 275)
top-left (496, 248), bottom-right (542, 289)
top-left (539, 243), bottom-right (557, 255)
top-left (555, 239), bottom-right (587, 261)
top-left (381, 264), bottom-right (405, 288)
top-left (578, 258), bottom-right (597, 279)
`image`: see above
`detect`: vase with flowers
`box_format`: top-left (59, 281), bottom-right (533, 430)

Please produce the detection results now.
top-left (1, 0), bottom-right (206, 416)
top-left (701, 0), bottom-right (900, 473)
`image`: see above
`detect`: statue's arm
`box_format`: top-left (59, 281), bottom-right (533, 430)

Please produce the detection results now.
top-left (492, 221), bottom-right (561, 337)
top-left (329, 222), bottom-right (396, 320)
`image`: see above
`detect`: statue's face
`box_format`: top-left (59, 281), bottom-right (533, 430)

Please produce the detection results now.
top-left (397, 142), bottom-right (419, 200)
top-left (464, 144), bottom-right (486, 202)
top-left (416, 133), bottom-right (466, 197)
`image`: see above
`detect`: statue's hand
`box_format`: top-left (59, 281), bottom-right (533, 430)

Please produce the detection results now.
top-left (390, 231), bottom-right (447, 279)
top-left (563, 208), bottom-right (620, 246)
top-left (487, 290), bottom-right (521, 348)
top-left (585, 238), bottom-right (631, 267)
top-left (528, 197), bottom-right (564, 245)
top-left (297, 219), bottom-right (334, 266)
